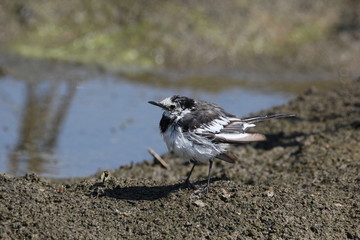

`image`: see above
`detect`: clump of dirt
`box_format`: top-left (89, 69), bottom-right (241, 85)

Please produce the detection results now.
top-left (1, 79), bottom-right (359, 239)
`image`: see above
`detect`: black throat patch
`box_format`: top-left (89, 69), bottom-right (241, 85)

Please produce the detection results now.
top-left (159, 114), bottom-right (174, 133)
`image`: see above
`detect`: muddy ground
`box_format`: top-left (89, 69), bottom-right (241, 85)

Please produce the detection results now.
top-left (1, 79), bottom-right (359, 239)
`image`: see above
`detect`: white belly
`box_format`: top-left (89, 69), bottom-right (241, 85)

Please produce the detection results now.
top-left (162, 126), bottom-right (228, 164)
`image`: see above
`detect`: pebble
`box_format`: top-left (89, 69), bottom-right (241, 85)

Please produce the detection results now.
top-left (193, 200), bottom-right (206, 207)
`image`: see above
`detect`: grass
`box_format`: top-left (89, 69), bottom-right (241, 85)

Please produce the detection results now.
top-left (1, 0), bottom-right (355, 72)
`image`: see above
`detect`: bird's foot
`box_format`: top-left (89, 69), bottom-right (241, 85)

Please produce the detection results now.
top-left (195, 186), bottom-right (210, 195)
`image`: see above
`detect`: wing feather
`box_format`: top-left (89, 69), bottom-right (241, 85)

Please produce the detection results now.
top-left (212, 133), bottom-right (266, 143)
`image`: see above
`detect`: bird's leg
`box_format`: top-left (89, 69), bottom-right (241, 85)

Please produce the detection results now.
top-left (183, 163), bottom-right (196, 189)
top-left (204, 159), bottom-right (213, 194)
top-left (195, 159), bottom-right (214, 195)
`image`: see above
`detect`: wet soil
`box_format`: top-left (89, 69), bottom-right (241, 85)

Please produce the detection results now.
top-left (1, 79), bottom-right (360, 239)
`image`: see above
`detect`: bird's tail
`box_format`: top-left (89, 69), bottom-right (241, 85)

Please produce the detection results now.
top-left (241, 114), bottom-right (295, 124)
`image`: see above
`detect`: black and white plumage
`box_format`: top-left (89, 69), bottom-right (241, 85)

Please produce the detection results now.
top-left (149, 95), bottom-right (294, 192)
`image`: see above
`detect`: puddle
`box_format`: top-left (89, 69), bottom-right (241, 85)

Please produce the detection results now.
top-left (0, 75), bottom-right (292, 178)
top-left (0, 55), bottom-right (315, 177)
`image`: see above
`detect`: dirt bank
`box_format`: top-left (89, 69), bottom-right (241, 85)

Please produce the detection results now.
top-left (1, 79), bottom-right (359, 239)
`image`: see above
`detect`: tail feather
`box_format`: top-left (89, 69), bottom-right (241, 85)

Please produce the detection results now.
top-left (216, 153), bottom-right (237, 163)
top-left (241, 114), bottom-right (295, 123)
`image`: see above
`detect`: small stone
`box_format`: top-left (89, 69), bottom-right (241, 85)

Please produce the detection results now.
top-left (57, 185), bottom-right (65, 193)
top-left (264, 187), bottom-right (275, 197)
top-left (220, 188), bottom-right (231, 200)
top-left (95, 187), bottom-right (105, 197)
top-left (304, 135), bottom-right (315, 146)
top-left (184, 222), bottom-right (192, 227)
top-left (119, 211), bottom-right (132, 217)
top-left (193, 200), bottom-right (206, 207)
top-left (100, 171), bottom-right (110, 183)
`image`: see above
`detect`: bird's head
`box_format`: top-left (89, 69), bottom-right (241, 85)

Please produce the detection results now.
top-left (148, 95), bottom-right (195, 117)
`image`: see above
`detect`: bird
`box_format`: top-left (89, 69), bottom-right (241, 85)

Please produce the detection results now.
top-left (148, 95), bottom-right (294, 193)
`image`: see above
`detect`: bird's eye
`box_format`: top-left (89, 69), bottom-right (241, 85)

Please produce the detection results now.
top-left (169, 105), bottom-right (176, 110)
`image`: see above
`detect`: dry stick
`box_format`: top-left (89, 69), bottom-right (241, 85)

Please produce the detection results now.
top-left (147, 148), bottom-right (171, 170)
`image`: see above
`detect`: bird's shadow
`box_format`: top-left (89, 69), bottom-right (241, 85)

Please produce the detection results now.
top-left (89, 177), bottom-right (228, 201)
top-left (250, 132), bottom-right (303, 150)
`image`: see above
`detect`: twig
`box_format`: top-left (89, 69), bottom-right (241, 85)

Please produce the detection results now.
top-left (147, 148), bottom-right (171, 170)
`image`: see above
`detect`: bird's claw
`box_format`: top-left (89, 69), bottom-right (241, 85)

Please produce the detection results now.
top-left (196, 186), bottom-right (210, 195)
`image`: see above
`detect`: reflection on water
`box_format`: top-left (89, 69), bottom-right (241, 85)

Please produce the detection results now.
top-left (8, 81), bottom-right (76, 176)
top-left (0, 60), bottom-right (293, 178)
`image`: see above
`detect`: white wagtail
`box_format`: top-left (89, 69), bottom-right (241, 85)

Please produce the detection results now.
top-left (149, 95), bottom-right (294, 192)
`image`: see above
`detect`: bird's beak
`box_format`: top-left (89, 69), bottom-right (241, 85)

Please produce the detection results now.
top-left (148, 101), bottom-right (167, 110)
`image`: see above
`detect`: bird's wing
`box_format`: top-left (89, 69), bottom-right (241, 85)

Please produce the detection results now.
top-left (186, 108), bottom-right (294, 144)
top-left (193, 116), bottom-right (231, 134)
top-left (217, 119), bottom-right (256, 133)
top-left (194, 116), bottom-right (256, 135)
top-left (220, 113), bottom-right (295, 132)
top-left (194, 117), bottom-right (266, 143)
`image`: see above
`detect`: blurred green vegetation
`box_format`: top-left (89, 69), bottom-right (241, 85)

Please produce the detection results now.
top-left (0, 0), bottom-right (359, 72)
